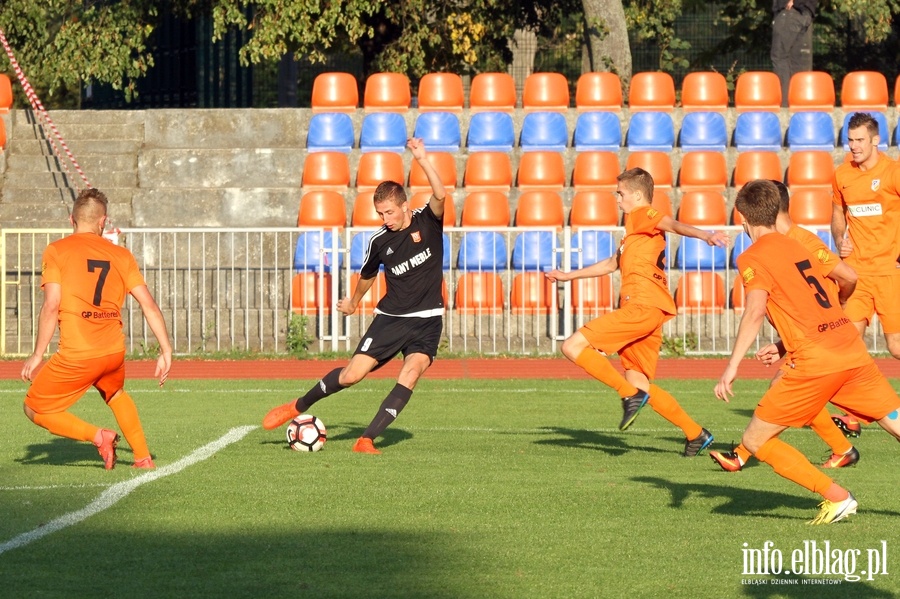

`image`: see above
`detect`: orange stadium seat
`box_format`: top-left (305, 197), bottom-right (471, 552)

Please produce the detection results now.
top-left (788, 188), bottom-right (833, 225)
top-left (409, 151), bottom-right (457, 193)
top-left (841, 71), bottom-right (889, 111)
top-left (301, 152), bottom-right (350, 191)
top-left (417, 72), bottom-right (464, 112)
top-left (895, 76), bottom-right (900, 107)
top-left (788, 72), bottom-right (835, 112)
top-left (625, 151), bottom-right (673, 190)
top-left (734, 71), bottom-right (782, 112)
top-left (523, 72), bottom-right (570, 113)
top-left (515, 191), bottom-right (565, 227)
top-left (628, 72), bottom-right (676, 112)
top-left (511, 272), bottom-right (554, 314)
top-left (730, 276), bottom-right (746, 313)
top-left (675, 272), bottom-right (726, 314)
top-left (678, 151), bottom-right (727, 192)
top-left (291, 273), bottom-right (332, 314)
top-left (464, 152), bottom-right (513, 192)
top-left (786, 151), bottom-right (834, 190)
top-left (469, 72), bottom-right (517, 112)
top-left (0, 118), bottom-right (6, 151)
top-left (677, 191), bottom-right (727, 225)
top-left (517, 151), bottom-right (566, 191)
top-left (311, 72), bottom-right (358, 113)
top-left (356, 151), bottom-right (405, 192)
top-left (569, 191), bottom-right (619, 227)
top-left (733, 151), bottom-right (783, 189)
top-left (572, 151), bottom-right (620, 191)
top-left (652, 190), bottom-right (674, 217)
top-left (296, 191), bottom-right (347, 228)
top-left (575, 72), bottom-right (622, 111)
top-left (460, 191), bottom-right (511, 227)
top-left (410, 191), bottom-right (456, 227)
top-left (455, 272), bottom-right (505, 313)
top-left (351, 191), bottom-right (381, 227)
top-left (363, 72), bottom-right (411, 112)
top-left (681, 72), bottom-right (729, 113)
top-left (351, 272), bottom-right (388, 314)
top-left (572, 275), bottom-right (615, 314)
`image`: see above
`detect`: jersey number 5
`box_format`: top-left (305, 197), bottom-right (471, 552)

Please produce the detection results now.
top-left (795, 259), bottom-right (831, 309)
top-left (87, 259), bottom-right (110, 306)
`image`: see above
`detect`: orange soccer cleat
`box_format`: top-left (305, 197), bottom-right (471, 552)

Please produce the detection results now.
top-left (133, 457), bottom-right (156, 469)
top-left (94, 429), bottom-right (120, 470)
top-left (262, 402), bottom-right (300, 430)
top-left (822, 447), bottom-right (860, 469)
top-left (352, 437), bottom-right (382, 454)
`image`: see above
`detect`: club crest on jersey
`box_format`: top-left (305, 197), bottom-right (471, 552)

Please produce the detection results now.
top-left (816, 248), bottom-right (831, 264)
top-left (647, 207), bottom-right (659, 219)
top-left (872, 179), bottom-right (881, 191)
top-left (411, 231), bottom-right (422, 243)
top-left (741, 267), bottom-right (755, 284)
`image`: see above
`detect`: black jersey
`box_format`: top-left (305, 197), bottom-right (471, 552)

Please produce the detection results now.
top-left (359, 202), bottom-right (445, 317)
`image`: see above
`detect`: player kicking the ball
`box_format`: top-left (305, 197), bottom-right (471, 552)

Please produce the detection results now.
top-left (262, 138), bottom-right (446, 454)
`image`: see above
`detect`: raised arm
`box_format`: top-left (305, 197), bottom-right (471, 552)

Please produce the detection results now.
top-left (656, 215), bottom-right (728, 247)
top-left (407, 138), bottom-right (446, 219)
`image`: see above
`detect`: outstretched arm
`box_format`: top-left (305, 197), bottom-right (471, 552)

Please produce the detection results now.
top-left (21, 283), bottom-right (61, 382)
top-left (407, 138), bottom-right (446, 219)
top-left (546, 255), bottom-right (618, 283)
top-left (130, 285), bottom-right (173, 386)
top-left (657, 215), bottom-right (728, 247)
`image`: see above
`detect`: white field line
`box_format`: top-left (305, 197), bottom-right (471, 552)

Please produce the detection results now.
top-left (0, 425), bottom-right (257, 556)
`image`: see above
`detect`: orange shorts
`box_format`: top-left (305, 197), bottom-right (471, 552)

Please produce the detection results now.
top-left (579, 302), bottom-right (673, 379)
top-left (756, 362), bottom-right (900, 427)
top-left (844, 274), bottom-right (900, 333)
top-left (25, 352), bottom-right (125, 414)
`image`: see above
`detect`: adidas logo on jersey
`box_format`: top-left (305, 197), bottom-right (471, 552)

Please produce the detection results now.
top-left (386, 247), bottom-right (394, 255)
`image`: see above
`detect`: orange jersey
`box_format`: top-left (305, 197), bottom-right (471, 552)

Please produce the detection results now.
top-left (737, 233), bottom-right (870, 375)
top-left (832, 154), bottom-right (900, 276)
top-left (41, 233), bottom-right (146, 360)
top-left (618, 205), bottom-right (676, 315)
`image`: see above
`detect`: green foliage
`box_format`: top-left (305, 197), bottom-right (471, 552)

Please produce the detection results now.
top-left (660, 332), bottom-right (698, 356)
top-left (285, 312), bottom-right (312, 358)
top-left (624, 0), bottom-right (691, 71)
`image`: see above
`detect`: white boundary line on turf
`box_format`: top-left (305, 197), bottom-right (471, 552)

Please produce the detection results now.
top-left (0, 425), bottom-right (257, 556)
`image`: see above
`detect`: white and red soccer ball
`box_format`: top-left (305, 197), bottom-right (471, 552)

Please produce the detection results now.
top-left (286, 415), bottom-right (327, 452)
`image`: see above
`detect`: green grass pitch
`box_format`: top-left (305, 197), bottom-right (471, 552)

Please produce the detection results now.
top-left (1, 376), bottom-right (899, 598)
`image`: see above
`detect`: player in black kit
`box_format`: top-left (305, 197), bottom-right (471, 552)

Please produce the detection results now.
top-left (263, 138), bottom-right (447, 453)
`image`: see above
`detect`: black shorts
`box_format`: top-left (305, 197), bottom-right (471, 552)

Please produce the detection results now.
top-left (354, 314), bottom-right (443, 370)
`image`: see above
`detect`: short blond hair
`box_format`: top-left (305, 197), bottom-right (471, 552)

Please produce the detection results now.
top-left (72, 188), bottom-right (109, 224)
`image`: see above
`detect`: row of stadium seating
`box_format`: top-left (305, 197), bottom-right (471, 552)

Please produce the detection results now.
top-left (312, 70), bottom-right (900, 113)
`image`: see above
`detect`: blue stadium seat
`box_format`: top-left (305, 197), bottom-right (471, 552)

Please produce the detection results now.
top-left (413, 111), bottom-right (461, 152)
top-left (350, 231), bottom-right (377, 270)
top-left (294, 231), bottom-right (344, 272)
top-left (787, 112), bottom-right (836, 151)
top-left (466, 111), bottom-right (515, 152)
top-left (359, 112), bottom-right (408, 153)
top-left (519, 111), bottom-right (568, 152)
top-left (512, 231), bottom-right (558, 272)
top-left (306, 113), bottom-right (355, 153)
top-left (442, 233), bottom-right (451, 271)
top-left (626, 111), bottom-right (675, 151)
top-left (816, 229), bottom-right (837, 252)
top-left (841, 111), bottom-right (889, 151)
top-left (679, 111), bottom-right (728, 152)
top-left (731, 231), bottom-right (752, 268)
top-left (674, 237), bottom-right (726, 270)
top-left (573, 111), bottom-right (622, 151)
top-left (733, 112), bottom-right (782, 152)
top-left (570, 230), bottom-right (616, 269)
top-left (457, 231), bottom-right (508, 271)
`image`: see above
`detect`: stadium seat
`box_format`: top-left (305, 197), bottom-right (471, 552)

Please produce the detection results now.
top-left (840, 111), bottom-right (889, 151)
top-left (311, 72), bottom-right (358, 113)
top-left (788, 72), bottom-right (835, 112)
top-left (464, 152), bottom-right (513, 192)
top-left (301, 152), bottom-right (350, 191)
top-left (572, 151), bottom-right (620, 191)
top-left (291, 272), bottom-right (332, 314)
top-left (466, 111), bottom-right (515, 152)
top-left (520, 112), bottom-right (568, 152)
top-left (625, 152), bottom-right (673, 190)
top-left (572, 275), bottom-right (615, 313)
top-left (680, 72), bottom-right (728, 113)
top-left (523, 72), bottom-right (570, 113)
top-left (575, 72), bottom-right (622, 111)
top-left (515, 191), bottom-right (565, 227)
top-left (461, 191), bottom-right (511, 227)
top-left (652, 190), bottom-right (674, 217)
top-left (293, 231), bottom-right (343, 273)
top-left (676, 191), bottom-right (727, 225)
top-left (895, 75), bottom-right (900, 108)
top-left (517, 152), bottom-right (566, 191)
top-left (417, 72), bottom-right (464, 112)
top-left (626, 112), bottom-right (675, 151)
top-left (734, 71), bottom-right (782, 112)
top-left (350, 271), bottom-right (388, 314)
top-left (674, 271), bottom-right (726, 314)
top-left (510, 272), bottom-right (555, 314)
top-left (571, 230), bottom-right (616, 268)
top-left (788, 189), bottom-right (833, 225)
top-left (363, 72), bottom-right (411, 112)
top-left (731, 207), bottom-right (745, 226)
top-left (573, 111), bottom-right (622, 151)
top-left (469, 72), bottom-right (517, 112)
top-left (349, 230), bottom-right (378, 270)
top-left (512, 230), bottom-right (558, 272)
top-left (787, 112), bottom-right (836, 151)
top-left (841, 71), bottom-right (889, 112)
top-left (0, 74), bottom-right (12, 114)
top-left (297, 190), bottom-right (347, 227)
top-left (409, 191), bottom-right (457, 227)
top-left (786, 151), bottom-right (834, 190)
top-left (359, 112), bottom-right (408, 153)
top-left (409, 151), bottom-right (457, 193)
top-left (569, 191), bottom-right (619, 227)
top-left (0, 119), bottom-right (6, 152)
top-left (730, 276), bottom-right (746, 313)
top-left (733, 151), bottom-right (783, 189)
top-left (628, 72), bottom-right (676, 112)
top-left (731, 231), bottom-right (751, 268)
top-left (817, 229), bottom-right (837, 252)
top-left (733, 112), bottom-right (783, 152)
top-left (678, 151), bottom-right (727, 192)
top-left (306, 113), bottom-right (355, 153)
top-left (455, 272), bottom-right (505, 313)
top-left (356, 151), bottom-right (405, 192)
top-left (674, 237), bottom-right (727, 270)
top-left (351, 192), bottom-right (381, 227)
top-left (413, 112), bottom-right (461, 152)
top-left (457, 231), bottom-right (508, 272)
top-left (679, 112), bottom-right (727, 152)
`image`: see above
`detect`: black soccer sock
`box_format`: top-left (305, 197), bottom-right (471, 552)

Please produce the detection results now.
top-left (295, 367), bottom-right (345, 412)
top-left (361, 383), bottom-right (413, 440)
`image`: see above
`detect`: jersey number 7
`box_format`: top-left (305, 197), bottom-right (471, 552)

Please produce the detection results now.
top-left (87, 259), bottom-right (111, 306)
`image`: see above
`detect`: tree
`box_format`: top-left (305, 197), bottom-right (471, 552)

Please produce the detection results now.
top-left (582, 0), bottom-right (632, 81)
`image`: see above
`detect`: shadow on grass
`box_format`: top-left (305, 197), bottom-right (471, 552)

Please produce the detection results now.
top-left (533, 427), bottom-right (672, 456)
top-left (16, 437), bottom-right (134, 468)
top-left (260, 424), bottom-right (413, 450)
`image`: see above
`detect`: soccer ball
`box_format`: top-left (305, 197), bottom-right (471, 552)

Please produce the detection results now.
top-left (286, 415), bottom-right (327, 452)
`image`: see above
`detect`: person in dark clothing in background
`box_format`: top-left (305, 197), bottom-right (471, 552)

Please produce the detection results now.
top-left (771, 0), bottom-right (817, 106)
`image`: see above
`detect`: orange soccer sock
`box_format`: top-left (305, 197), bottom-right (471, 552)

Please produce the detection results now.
top-left (754, 437), bottom-right (835, 497)
top-left (734, 443), bottom-right (753, 465)
top-left (647, 384), bottom-right (702, 440)
top-left (574, 349), bottom-right (638, 398)
top-left (32, 411), bottom-right (98, 443)
top-left (809, 407), bottom-right (853, 456)
top-left (108, 391), bottom-right (151, 460)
